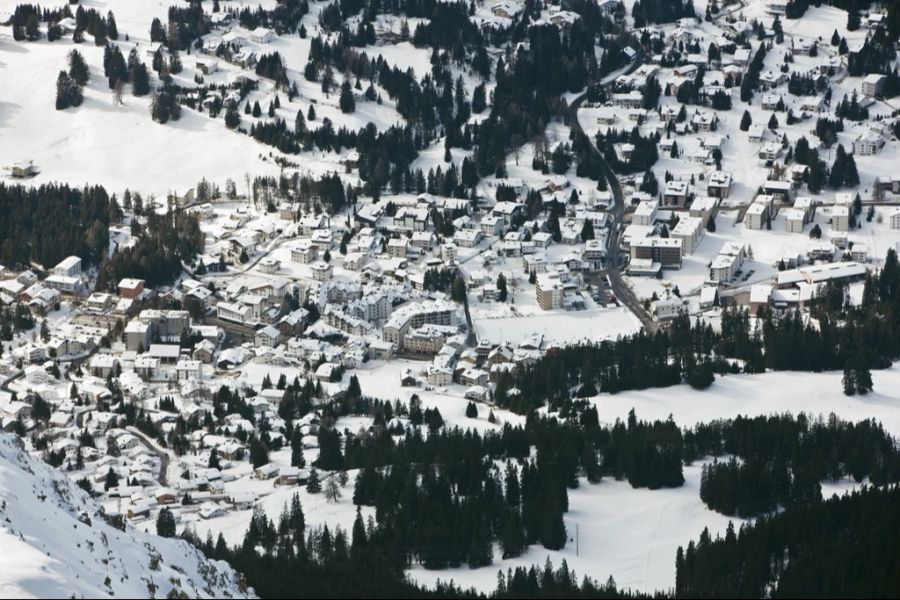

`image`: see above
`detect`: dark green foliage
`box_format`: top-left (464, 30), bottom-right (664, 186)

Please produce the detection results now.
top-left (0, 183), bottom-right (111, 269)
top-left (689, 413), bottom-right (899, 517)
top-left (56, 71), bottom-right (83, 110)
top-left (96, 209), bottom-right (203, 289)
top-left (676, 486), bottom-right (900, 598)
top-left (156, 507), bottom-right (176, 537)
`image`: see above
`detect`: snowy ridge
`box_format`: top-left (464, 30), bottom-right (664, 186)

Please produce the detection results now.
top-left (0, 432), bottom-right (254, 599)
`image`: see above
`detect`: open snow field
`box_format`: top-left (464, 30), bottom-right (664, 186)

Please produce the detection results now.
top-left (0, 28), bottom-right (283, 197)
top-left (409, 365), bottom-right (900, 593)
top-left (172, 357), bottom-right (900, 595)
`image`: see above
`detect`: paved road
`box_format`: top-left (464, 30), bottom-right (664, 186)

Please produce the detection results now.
top-left (568, 49), bottom-right (660, 334)
top-left (0, 371), bottom-right (23, 393)
top-left (127, 426), bottom-right (170, 486)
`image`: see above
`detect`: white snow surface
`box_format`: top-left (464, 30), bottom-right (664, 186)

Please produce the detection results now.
top-left (410, 366), bottom-right (900, 593)
top-left (0, 432), bottom-right (254, 599)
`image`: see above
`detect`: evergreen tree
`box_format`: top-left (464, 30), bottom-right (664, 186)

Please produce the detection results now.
top-left (225, 106), bottom-right (241, 129)
top-left (103, 466), bottom-right (119, 490)
top-left (107, 11), bottom-right (118, 40)
top-left (307, 468), bottom-right (321, 493)
top-left (249, 435), bottom-right (269, 468)
top-left (339, 80), bottom-right (356, 113)
top-left (55, 71), bottom-right (83, 110)
top-left (68, 50), bottom-right (90, 86)
top-left (156, 507), bottom-right (176, 537)
top-left (131, 62), bottom-right (150, 96)
top-left (465, 401), bottom-right (478, 418)
top-left (580, 219), bottom-right (595, 241)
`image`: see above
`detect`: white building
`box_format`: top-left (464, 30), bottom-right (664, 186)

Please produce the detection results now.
top-left (709, 242), bottom-right (746, 283)
top-left (633, 200), bottom-right (658, 226)
top-left (252, 27), bottom-right (275, 44)
top-left (535, 273), bottom-right (564, 310)
top-left (861, 74), bottom-right (886, 98)
top-left (783, 208), bottom-right (806, 233)
top-left (831, 206), bottom-right (850, 232)
top-left (670, 216), bottom-right (704, 254)
top-left (889, 208), bottom-right (900, 230)
top-left (853, 131), bottom-right (885, 156)
top-left (52, 256), bottom-right (82, 278)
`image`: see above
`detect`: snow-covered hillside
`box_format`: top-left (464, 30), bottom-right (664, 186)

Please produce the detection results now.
top-left (0, 432), bottom-right (254, 599)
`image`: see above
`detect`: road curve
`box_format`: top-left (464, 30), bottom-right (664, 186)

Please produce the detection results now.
top-left (568, 49), bottom-right (659, 334)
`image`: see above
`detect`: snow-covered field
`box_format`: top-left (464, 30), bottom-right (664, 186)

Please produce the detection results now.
top-left (410, 365), bottom-right (900, 592)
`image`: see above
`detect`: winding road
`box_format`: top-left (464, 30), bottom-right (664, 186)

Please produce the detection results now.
top-left (569, 48), bottom-right (660, 334)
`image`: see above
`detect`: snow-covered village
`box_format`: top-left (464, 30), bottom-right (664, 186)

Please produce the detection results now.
top-left (1, 0), bottom-right (900, 598)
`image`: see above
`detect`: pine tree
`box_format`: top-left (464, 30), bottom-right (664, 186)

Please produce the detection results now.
top-left (307, 468), bottom-right (321, 493)
top-left (580, 219), bottom-right (595, 241)
top-left (56, 71), bottom-right (83, 110)
top-left (294, 109), bottom-right (306, 136)
top-left (131, 62), bottom-right (150, 96)
top-left (249, 435), bottom-right (269, 468)
top-left (107, 11), bottom-right (118, 40)
top-left (150, 18), bottom-right (165, 43)
top-left (225, 106), bottom-right (241, 129)
top-left (25, 14), bottom-right (40, 41)
top-left (466, 401), bottom-right (478, 418)
top-left (768, 113), bottom-right (779, 130)
top-left (350, 507), bottom-right (367, 562)
top-left (855, 359), bottom-right (873, 395)
top-left (156, 507), bottom-right (176, 537)
top-left (842, 361), bottom-right (857, 396)
top-left (339, 80), bottom-right (355, 113)
top-left (69, 50), bottom-right (90, 86)
top-left (497, 273), bottom-right (508, 302)
top-left (103, 466), bottom-right (119, 490)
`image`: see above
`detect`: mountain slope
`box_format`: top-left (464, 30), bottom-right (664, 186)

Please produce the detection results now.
top-left (0, 433), bottom-right (254, 599)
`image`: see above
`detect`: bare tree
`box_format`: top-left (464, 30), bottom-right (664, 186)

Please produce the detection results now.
top-left (325, 473), bottom-right (342, 502)
top-left (113, 79), bottom-right (125, 106)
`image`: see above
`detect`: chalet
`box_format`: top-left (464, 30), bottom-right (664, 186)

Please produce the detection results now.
top-left (255, 325), bottom-right (281, 348)
top-left (759, 142), bottom-right (782, 161)
top-left (195, 58), bottom-right (219, 75)
top-left (612, 91), bottom-right (644, 109)
top-left (9, 161), bottom-right (39, 178)
top-left (791, 38), bottom-right (816, 56)
top-left (252, 27), bottom-right (275, 44)
top-left (222, 31), bottom-right (246, 47)
top-left (761, 93), bottom-right (782, 111)
top-left (758, 70), bottom-right (788, 90)
top-left (853, 130), bottom-right (885, 156)
top-left (254, 464), bottom-right (279, 480)
top-left (748, 124), bottom-right (766, 143)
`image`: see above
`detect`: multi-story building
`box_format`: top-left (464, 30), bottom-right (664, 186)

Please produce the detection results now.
top-left (630, 238), bottom-right (683, 269)
top-left (706, 171), bottom-right (732, 199)
top-left (670, 216), bottom-right (704, 254)
top-left (535, 273), bottom-right (564, 310)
